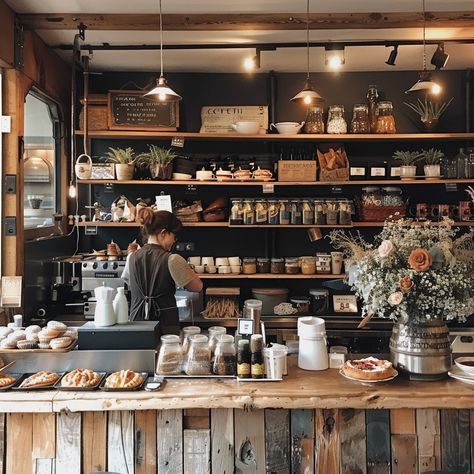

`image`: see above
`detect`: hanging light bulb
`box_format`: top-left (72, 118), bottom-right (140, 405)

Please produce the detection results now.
top-left (68, 181), bottom-right (77, 199)
top-left (290, 0), bottom-right (323, 104)
top-left (144, 0), bottom-right (182, 102)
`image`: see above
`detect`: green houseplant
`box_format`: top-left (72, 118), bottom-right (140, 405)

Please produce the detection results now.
top-left (393, 150), bottom-right (423, 179)
top-left (419, 148), bottom-right (444, 179)
top-left (104, 147), bottom-right (136, 180)
top-left (404, 96), bottom-right (453, 132)
top-left (138, 145), bottom-right (177, 180)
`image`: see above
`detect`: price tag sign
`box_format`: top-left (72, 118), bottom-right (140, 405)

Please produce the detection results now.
top-left (171, 136), bottom-right (185, 148)
top-left (262, 184), bottom-right (274, 194)
top-left (445, 183), bottom-right (458, 192)
top-left (332, 295), bottom-right (358, 313)
top-left (84, 225), bottom-right (98, 236)
top-left (104, 183), bottom-right (115, 193)
top-left (1, 276), bottom-right (22, 307)
top-left (238, 318), bottom-right (255, 336)
top-left (330, 186), bottom-right (343, 194)
top-left (155, 195), bottom-right (173, 212)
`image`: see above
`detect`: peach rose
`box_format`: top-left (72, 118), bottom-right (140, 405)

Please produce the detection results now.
top-left (388, 292), bottom-right (403, 305)
top-left (378, 240), bottom-right (395, 258)
top-left (408, 248), bottom-right (432, 272)
top-left (399, 277), bottom-right (414, 293)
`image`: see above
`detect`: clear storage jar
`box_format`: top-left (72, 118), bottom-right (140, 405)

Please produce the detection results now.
top-left (314, 199), bottom-right (326, 225)
top-left (257, 258), bottom-right (270, 274)
top-left (268, 200), bottom-right (280, 225)
top-left (279, 200), bottom-right (290, 225)
top-left (270, 257), bottom-right (285, 274)
top-left (361, 187), bottom-right (383, 206)
top-left (338, 199), bottom-right (353, 225)
top-left (242, 257), bottom-right (257, 274)
top-left (255, 200), bottom-right (268, 224)
top-left (290, 200), bottom-right (302, 225)
top-left (184, 334), bottom-right (211, 375)
top-left (382, 187), bottom-right (404, 207)
top-left (285, 257), bottom-right (300, 274)
top-left (301, 256), bottom-right (317, 275)
top-left (302, 200), bottom-right (314, 225)
top-left (181, 326), bottom-right (201, 356)
top-left (243, 199), bottom-right (255, 225)
top-left (351, 104), bottom-right (370, 134)
top-left (156, 335), bottom-right (183, 375)
top-left (376, 101), bottom-right (396, 134)
top-left (304, 105), bottom-right (325, 134)
top-left (213, 334), bottom-right (236, 375)
top-left (230, 198), bottom-right (244, 225)
top-left (208, 326), bottom-right (227, 355)
top-left (327, 105), bottom-right (347, 134)
top-left (326, 200), bottom-right (339, 225)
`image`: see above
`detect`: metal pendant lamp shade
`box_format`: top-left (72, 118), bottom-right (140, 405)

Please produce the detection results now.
top-left (144, 0), bottom-right (182, 102)
top-left (290, 0), bottom-right (323, 104)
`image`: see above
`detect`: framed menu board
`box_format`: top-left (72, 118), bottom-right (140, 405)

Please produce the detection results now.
top-left (107, 90), bottom-right (179, 131)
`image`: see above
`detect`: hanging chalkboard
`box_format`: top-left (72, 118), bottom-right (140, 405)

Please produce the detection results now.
top-left (107, 90), bottom-right (179, 131)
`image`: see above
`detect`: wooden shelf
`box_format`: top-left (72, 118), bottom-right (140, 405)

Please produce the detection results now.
top-left (75, 130), bottom-right (474, 141)
top-left (199, 273), bottom-right (344, 279)
top-left (76, 221), bottom-right (227, 227)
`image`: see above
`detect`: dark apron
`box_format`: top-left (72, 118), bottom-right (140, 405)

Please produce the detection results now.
top-left (129, 244), bottom-right (180, 335)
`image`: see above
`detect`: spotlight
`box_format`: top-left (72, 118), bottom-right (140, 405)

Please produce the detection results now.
top-left (385, 45), bottom-right (398, 66)
top-left (243, 49), bottom-right (261, 72)
top-left (431, 42), bottom-right (449, 70)
top-left (325, 45), bottom-right (345, 69)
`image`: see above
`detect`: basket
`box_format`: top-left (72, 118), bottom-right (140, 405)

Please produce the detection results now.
top-left (79, 94), bottom-right (108, 131)
top-left (359, 205), bottom-right (406, 222)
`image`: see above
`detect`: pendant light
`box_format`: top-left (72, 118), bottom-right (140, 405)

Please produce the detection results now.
top-left (144, 0), bottom-right (182, 102)
top-left (290, 0), bottom-right (323, 104)
top-left (405, 0), bottom-right (442, 94)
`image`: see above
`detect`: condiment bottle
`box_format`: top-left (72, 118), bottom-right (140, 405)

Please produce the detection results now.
top-left (250, 334), bottom-right (265, 379)
top-left (367, 84), bottom-right (379, 133)
top-left (237, 339), bottom-right (251, 378)
top-left (213, 334), bottom-right (236, 375)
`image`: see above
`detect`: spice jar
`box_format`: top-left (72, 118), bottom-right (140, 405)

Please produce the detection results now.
top-left (314, 199), bottom-right (326, 225)
top-left (304, 105), bottom-right (325, 133)
top-left (361, 187), bottom-right (382, 206)
top-left (270, 257), bottom-right (285, 274)
top-left (181, 326), bottom-right (201, 356)
top-left (327, 105), bottom-right (347, 134)
top-left (237, 339), bottom-right (251, 378)
top-left (375, 101), bottom-right (396, 134)
top-left (213, 334), bottom-right (236, 376)
top-left (351, 104), bottom-right (370, 133)
top-left (208, 326), bottom-right (227, 356)
top-left (326, 200), bottom-right (339, 225)
top-left (257, 258), bottom-right (270, 274)
top-left (302, 200), bottom-right (314, 225)
top-left (243, 199), bottom-right (255, 225)
top-left (301, 256), bottom-right (317, 275)
top-left (230, 198), bottom-right (244, 225)
top-left (268, 200), bottom-right (280, 225)
top-left (156, 335), bottom-right (183, 375)
top-left (309, 289), bottom-right (330, 315)
top-left (290, 200), bottom-right (302, 225)
top-left (184, 334), bottom-right (211, 375)
top-left (290, 296), bottom-right (310, 314)
top-left (285, 257), bottom-right (300, 274)
top-left (339, 199), bottom-right (353, 225)
top-left (250, 334), bottom-right (265, 379)
top-left (255, 200), bottom-right (268, 224)
top-left (279, 200), bottom-right (290, 225)
top-left (382, 187), bottom-right (404, 207)
top-left (242, 257), bottom-right (257, 274)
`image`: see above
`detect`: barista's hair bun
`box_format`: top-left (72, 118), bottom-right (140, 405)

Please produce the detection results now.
top-left (138, 207), bottom-right (154, 226)
top-left (138, 209), bottom-right (182, 238)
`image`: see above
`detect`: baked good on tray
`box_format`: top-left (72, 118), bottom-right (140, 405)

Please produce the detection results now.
top-left (104, 370), bottom-right (144, 389)
top-left (61, 369), bottom-right (101, 388)
top-left (19, 371), bottom-right (60, 388)
top-left (340, 356), bottom-right (397, 381)
top-left (0, 374), bottom-right (16, 387)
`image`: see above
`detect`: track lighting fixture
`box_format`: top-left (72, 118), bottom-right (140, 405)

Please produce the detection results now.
top-left (431, 42), bottom-right (449, 70)
top-left (243, 49), bottom-right (261, 71)
top-left (325, 45), bottom-right (345, 69)
top-left (385, 45), bottom-right (398, 66)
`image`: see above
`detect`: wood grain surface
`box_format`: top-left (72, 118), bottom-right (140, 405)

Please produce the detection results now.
top-left (265, 409), bottom-right (290, 474)
top-left (211, 409), bottom-right (234, 474)
top-left (157, 409), bottom-right (183, 474)
top-left (55, 412), bottom-right (81, 474)
top-left (83, 411), bottom-right (107, 474)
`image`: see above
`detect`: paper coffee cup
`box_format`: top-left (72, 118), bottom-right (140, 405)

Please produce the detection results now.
top-left (331, 252), bottom-right (344, 274)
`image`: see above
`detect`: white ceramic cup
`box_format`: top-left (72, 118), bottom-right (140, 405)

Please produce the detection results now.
top-left (194, 265), bottom-right (205, 274)
top-left (230, 265), bottom-right (242, 274)
top-left (188, 256), bottom-right (201, 266)
top-left (218, 265), bottom-right (231, 274)
top-left (331, 252), bottom-right (344, 274)
top-left (196, 170), bottom-right (214, 181)
top-left (201, 257), bottom-right (215, 266)
top-left (215, 257), bottom-right (230, 267)
top-left (231, 121), bottom-right (260, 134)
top-left (228, 256), bottom-right (241, 266)
top-left (206, 265), bottom-right (217, 274)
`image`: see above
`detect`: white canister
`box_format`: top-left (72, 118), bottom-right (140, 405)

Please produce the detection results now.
top-left (297, 317), bottom-right (329, 371)
top-left (74, 154), bottom-right (92, 179)
top-left (113, 287), bottom-right (129, 324)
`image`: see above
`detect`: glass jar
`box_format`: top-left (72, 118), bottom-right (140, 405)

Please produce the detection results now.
top-left (213, 334), bottom-right (236, 375)
top-left (257, 258), bottom-right (270, 274)
top-left (290, 200), bottom-right (302, 225)
top-left (456, 148), bottom-right (468, 179)
top-left (181, 326), bottom-right (201, 356)
top-left (290, 297), bottom-right (310, 314)
top-left (242, 257), bottom-right (257, 274)
top-left (237, 339), bottom-right (251, 378)
top-left (243, 199), bottom-right (255, 225)
top-left (361, 187), bottom-right (383, 206)
top-left (270, 257), bottom-right (285, 274)
top-left (279, 200), bottom-right (290, 225)
top-left (156, 335), bottom-right (183, 375)
top-left (184, 334), bottom-right (211, 375)
top-left (314, 199), bottom-right (326, 225)
top-left (268, 200), bottom-right (280, 225)
top-left (338, 199), bottom-right (353, 225)
top-left (327, 105), bottom-right (347, 134)
top-left (375, 101), bottom-right (396, 134)
top-left (208, 326), bottom-right (227, 356)
top-left (367, 84), bottom-right (379, 133)
top-left (301, 256), bottom-right (316, 275)
top-left (309, 289), bottom-right (330, 315)
top-left (255, 199), bottom-right (268, 224)
top-left (326, 200), bottom-right (339, 225)
top-left (285, 257), bottom-right (300, 274)
top-left (351, 104), bottom-right (370, 134)
top-left (467, 148), bottom-right (474, 179)
top-left (440, 155), bottom-right (457, 179)
top-left (382, 187), bottom-right (404, 207)
top-left (230, 198), bottom-right (244, 225)
top-left (250, 334), bottom-right (264, 379)
top-left (302, 200), bottom-right (314, 225)
top-left (304, 105), bottom-right (325, 133)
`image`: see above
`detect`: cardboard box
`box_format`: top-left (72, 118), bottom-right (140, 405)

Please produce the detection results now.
top-left (278, 160), bottom-right (317, 182)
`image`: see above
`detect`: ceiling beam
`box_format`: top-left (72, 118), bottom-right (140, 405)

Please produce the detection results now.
top-left (17, 12), bottom-right (474, 31)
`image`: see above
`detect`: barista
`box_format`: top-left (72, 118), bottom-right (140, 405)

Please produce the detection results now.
top-left (122, 208), bottom-right (202, 334)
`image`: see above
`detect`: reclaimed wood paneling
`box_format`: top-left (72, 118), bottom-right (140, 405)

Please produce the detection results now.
top-left (211, 409), bottom-right (234, 474)
top-left (32, 413), bottom-right (56, 459)
top-left (390, 409), bottom-right (415, 434)
top-left (82, 411), bottom-right (107, 474)
top-left (340, 409), bottom-right (367, 474)
top-left (184, 429), bottom-right (211, 474)
top-left (234, 409), bottom-right (265, 474)
top-left (108, 410), bottom-right (134, 474)
top-left (366, 410), bottom-right (390, 474)
top-left (391, 435), bottom-right (417, 474)
top-left (184, 408), bottom-right (210, 429)
top-left (440, 409), bottom-right (471, 474)
top-left (135, 410), bottom-right (157, 474)
top-left (56, 412), bottom-right (81, 474)
top-left (33, 459), bottom-right (55, 474)
top-left (0, 413), bottom-right (5, 474)
top-left (157, 409), bottom-right (183, 474)
top-left (265, 409), bottom-right (290, 474)
top-left (290, 409), bottom-right (314, 474)
top-left (315, 409), bottom-right (340, 474)
top-left (6, 413), bottom-right (33, 474)
top-left (416, 409), bottom-right (441, 473)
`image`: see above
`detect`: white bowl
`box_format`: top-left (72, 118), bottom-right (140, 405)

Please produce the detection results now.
top-left (454, 357), bottom-right (474, 375)
top-left (270, 122), bottom-right (304, 134)
top-left (196, 170), bottom-right (214, 180)
top-left (232, 121), bottom-right (260, 134)
top-left (172, 173), bottom-right (192, 180)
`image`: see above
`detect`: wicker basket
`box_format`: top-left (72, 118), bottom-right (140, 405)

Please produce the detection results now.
top-left (359, 205), bottom-right (406, 222)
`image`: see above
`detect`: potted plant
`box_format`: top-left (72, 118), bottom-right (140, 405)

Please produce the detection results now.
top-left (392, 150), bottom-right (422, 179)
top-left (138, 145), bottom-right (177, 180)
top-left (419, 148), bottom-right (444, 179)
top-left (404, 96), bottom-right (453, 133)
top-left (104, 147), bottom-right (136, 180)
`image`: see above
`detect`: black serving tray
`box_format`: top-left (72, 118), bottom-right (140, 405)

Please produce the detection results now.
top-left (12, 372), bottom-right (65, 391)
top-left (54, 371), bottom-right (107, 391)
top-left (0, 373), bottom-right (22, 391)
top-left (99, 372), bottom-right (148, 391)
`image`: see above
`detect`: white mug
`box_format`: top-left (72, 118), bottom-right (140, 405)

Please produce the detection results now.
top-left (215, 257), bottom-right (230, 267)
top-left (196, 169), bottom-right (214, 181)
top-left (201, 257), bottom-right (215, 266)
top-left (194, 265), bottom-right (205, 274)
top-left (218, 265), bottom-right (231, 274)
top-left (188, 256), bottom-right (201, 266)
top-left (206, 265), bottom-right (217, 274)
top-left (228, 256), bottom-right (241, 266)
top-left (230, 265), bottom-right (242, 274)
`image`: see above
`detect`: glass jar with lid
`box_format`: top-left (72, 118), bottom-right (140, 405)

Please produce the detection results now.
top-left (213, 334), bottom-right (236, 375)
top-left (304, 105), bottom-right (325, 134)
top-left (361, 187), bottom-right (383, 206)
top-left (184, 334), bottom-right (211, 375)
top-left (181, 326), bottom-right (201, 356)
top-left (302, 200), bottom-right (314, 225)
top-left (255, 199), bottom-right (268, 224)
top-left (242, 257), bottom-right (257, 274)
top-left (279, 200), bottom-right (290, 225)
top-left (326, 200), bottom-right (339, 225)
top-left (376, 101), bottom-right (396, 134)
top-left (243, 199), bottom-right (255, 225)
top-left (339, 199), bottom-right (353, 225)
top-left (290, 199), bottom-right (302, 225)
top-left (230, 198), bottom-right (244, 225)
top-left (270, 257), bottom-right (285, 274)
top-left (285, 257), bottom-right (300, 274)
top-left (301, 256), bottom-right (316, 275)
top-left (350, 104), bottom-right (370, 134)
top-left (257, 257), bottom-right (270, 274)
top-left (382, 187), bottom-right (404, 207)
top-left (156, 335), bottom-right (183, 375)
top-left (268, 200), bottom-right (280, 225)
top-left (290, 296), bottom-right (311, 314)
top-left (327, 105), bottom-right (347, 134)
top-left (314, 199), bottom-right (326, 225)
top-left (208, 326), bottom-right (227, 356)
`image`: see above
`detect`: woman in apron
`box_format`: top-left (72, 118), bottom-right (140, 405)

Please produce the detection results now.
top-left (123, 208), bottom-right (202, 335)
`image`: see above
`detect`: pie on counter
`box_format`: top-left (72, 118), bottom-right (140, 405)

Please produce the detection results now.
top-left (19, 371), bottom-right (60, 388)
top-left (0, 374), bottom-right (16, 387)
top-left (61, 369), bottom-right (101, 388)
top-left (104, 370), bottom-right (144, 389)
top-left (340, 357), bottom-right (397, 381)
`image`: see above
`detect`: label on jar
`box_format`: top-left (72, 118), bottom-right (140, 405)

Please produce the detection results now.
top-left (390, 167), bottom-right (401, 177)
top-left (237, 363), bottom-right (251, 377)
top-left (370, 167), bottom-right (386, 177)
top-left (251, 363), bottom-right (265, 376)
top-left (256, 211), bottom-right (268, 223)
top-left (350, 167), bottom-right (366, 176)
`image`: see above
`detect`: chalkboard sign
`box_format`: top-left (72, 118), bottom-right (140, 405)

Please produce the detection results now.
top-left (107, 90), bottom-right (179, 131)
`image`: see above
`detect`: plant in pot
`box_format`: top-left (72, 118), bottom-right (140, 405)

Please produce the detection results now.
top-left (104, 147), bottom-right (136, 180)
top-left (392, 150), bottom-right (423, 179)
top-left (139, 145), bottom-right (177, 180)
top-left (403, 95), bottom-right (453, 133)
top-left (419, 148), bottom-right (444, 179)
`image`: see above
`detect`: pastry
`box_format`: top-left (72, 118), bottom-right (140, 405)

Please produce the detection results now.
top-left (20, 371), bottom-right (60, 388)
top-left (0, 327), bottom-right (13, 338)
top-left (340, 356), bottom-right (397, 381)
top-left (61, 369), bottom-right (101, 388)
top-left (202, 197), bottom-right (227, 222)
top-left (25, 325), bottom-right (41, 335)
top-left (26, 333), bottom-right (39, 343)
top-left (0, 339), bottom-right (16, 349)
top-left (233, 168), bottom-right (252, 180)
top-left (215, 169), bottom-right (233, 182)
top-left (253, 167), bottom-right (273, 181)
top-left (104, 370), bottom-right (144, 389)
top-left (17, 340), bottom-right (38, 349)
top-left (38, 342), bottom-right (51, 349)
top-left (50, 337), bottom-right (72, 350)
top-left (0, 374), bottom-right (16, 387)
top-left (63, 329), bottom-right (78, 340)
top-left (47, 321), bottom-right (68, 332)
top-left (38, 328), bottom-right (61, 342)
top-left (8, 331), bottom-right (26, 342)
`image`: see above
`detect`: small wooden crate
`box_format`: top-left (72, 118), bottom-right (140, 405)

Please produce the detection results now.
top-left (359, 205), bottom-right (406, 222)
top-left (277, 160), bottom-right (317, 182)
top-left (79, 94), bottom-right (108, 131)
